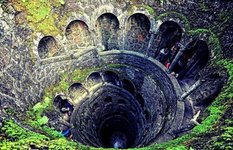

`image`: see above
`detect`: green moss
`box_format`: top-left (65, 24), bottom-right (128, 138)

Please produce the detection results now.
top-left (199, 2), bottom-right (210, 12)
top-left (12, 0), bottom-right (64, 36)
top-left (159, 0), bottom-right (165, 6)
top-left (1, 60), bottom-right (232, 150)
top-left (143, 5), bottom-right (156, 15)
top-left (0, 120), bottom-right (82, 150)
top-left (218, 11), bottom-right (231, 25)
top-left (187, 28), bottom-right (221, 55)
top-left (156, 11), bottom-right (191, 30)
top-left (134, 60), bottom-right (233, 150)
top-left (59, 0), bottom-right (65, 5)
top-left (213, 121), bottom-right (233, 149)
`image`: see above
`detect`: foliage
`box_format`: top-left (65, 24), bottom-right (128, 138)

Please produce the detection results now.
top-left (213, 124), bottom-right (233, 149)
top-left (11, 0), bottom-right (66, 36)
top-left (1, 120), bottom-right (48, 141)
top-left (32, 97), bottom-right (51, 119)
top-left (144, 5), bottom-right (155, 15)
top-left (159, 0), bottom-right (165, 6)
top-left (1, 60), bottom-right (232, 150)
top-left (207, 60), bottom-right (233, 149)
top-left (133, 60), bottom-right (233, 150)
top-left (188, 29), bottom-right (221, 55)
top-left (0, 120), bottom-right (81, 150)
top-left (59, 0), bottom-right (65, 5)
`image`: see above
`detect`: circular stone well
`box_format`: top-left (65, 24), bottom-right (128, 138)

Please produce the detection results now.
top-left (56, 51), bottom-right (185, 149)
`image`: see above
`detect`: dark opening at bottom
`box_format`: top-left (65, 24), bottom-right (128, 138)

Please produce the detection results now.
top-left (99, 116), bottom-right (138, 148)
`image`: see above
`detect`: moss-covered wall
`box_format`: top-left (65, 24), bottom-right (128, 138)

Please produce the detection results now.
top-left (0, 0), bottom-right (232, 149)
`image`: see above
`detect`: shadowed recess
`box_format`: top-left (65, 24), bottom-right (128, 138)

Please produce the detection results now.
top-left (125, 13), bottom-right (151, 53)
top-left (96, 13), bottom-right (120, 50)
top-left (65, 20), bottom-right (93, 48)
top-left (38, 36), bottom-right (58, 59)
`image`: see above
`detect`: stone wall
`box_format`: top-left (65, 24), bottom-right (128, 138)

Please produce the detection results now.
top-left (0, 1), bottom-right (231, 148)
top-left (0, 0), bottom-right (231, 117)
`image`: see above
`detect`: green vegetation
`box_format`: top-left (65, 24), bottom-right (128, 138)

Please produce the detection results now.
top-left (199, 2), bottom-right (210, 12)
top-left (212, 119), bottom-right (233, 149)
top-left (1, 60), bottom-right (232, 150)
top-left (25, 67), bottom-right (101, 128)
top-left (59, 0), bottom-right (65, 5)
top-left (1, 0), bottom-right (232, 149)
top-left (159, 0), bottom-right (165, 6)
top-left (188, 29), bottom-right (221, 55)
top-left (0, 67), bottom-right (102, 150)
top-left (0, 120), bottom-right (82, 149)
top-left (144, 5), bottom-right (155, 15)
top-left (12, 0), bottom-right (68, 36)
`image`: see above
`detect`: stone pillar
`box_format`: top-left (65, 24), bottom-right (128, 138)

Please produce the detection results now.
top-left (146, 30), bottom-right (155, 56)
top-left (179, 79), bottom-right (202, 101)
top-left (167, 43), bottom-right (185, 73)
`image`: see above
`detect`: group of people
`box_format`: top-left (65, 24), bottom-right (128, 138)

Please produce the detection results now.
top-left (155, 42), bottom-right (189, 78)
top-left (54, 96), bottom-right (74, 138)
top-left (156, 44), bottom-right (179, 68)
top-left (155, 40), bottom-right (201, 80)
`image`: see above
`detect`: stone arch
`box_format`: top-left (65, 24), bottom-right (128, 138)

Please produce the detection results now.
top-left (54, 95), bottom-right (73, 113)
top-left (102, 71), bottom-right (121, 86)
top-left (158, 21), bottom-right (182, 50)
top-left (65, 20), bottom-right (93, 49)
top-left (68, 83), bottom-right (88, 104)
top-left (187, 29), bottom-right (218, 58)
top-left (37, 36), bottom-right (58, 59)
top-left (63, 13), bottom-right (91, 32)
top-left (156, 12), bottom-right (190, 31)
top-left (85, 72), bottom-right (103, 88)
top-left (175, 40), bottom-right (210, 80)
top-left (154, 21), bottom-right (183, 64)
top-left (122, 79), bottom-right (135, 95)
top-left (96, 13), bottom-right (120, 50)
top-left (87, 72), bottom-right (102, 83)
top-left (90, 5), bottom-right (123, 30)
top-left (124, 13), bottom-right (151, 53)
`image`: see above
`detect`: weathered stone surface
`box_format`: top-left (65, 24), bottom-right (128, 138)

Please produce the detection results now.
top-left (0, 0), bottom-right (231, 149)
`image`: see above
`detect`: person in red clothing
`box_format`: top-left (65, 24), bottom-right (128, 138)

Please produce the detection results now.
top-left (156, 47), bottom-right (170, 65)
top-left (156, 44), bottom-right (179, 68)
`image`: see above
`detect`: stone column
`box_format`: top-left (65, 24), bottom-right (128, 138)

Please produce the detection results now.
top-left (179, 79), bottom-right (203, 101)
top-left (146, 30), bottom-right (155, 56)
top-left (167, 43), bottom-right (185, 73)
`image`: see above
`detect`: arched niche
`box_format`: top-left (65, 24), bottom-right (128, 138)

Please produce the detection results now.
top-left (68, 83), bottom-right (88, 104)
top-left (154, 21), bottom-right (183, 59)
top-left (124, 13), bottom-right (151, 53)
top-left (38, 36), bottom-right (58, 59)
top-left (87, 72), bottom-right (102, 84)
top-left (122, 79), bottom-right (135, 95)
top-left (85, 72), bottom-right (103, 88)
top-left (173, 40), bottom-right (210, 80)
top-left (135, 93), bottom-right (145, 108)
top-left (65, 20), bottom-right (93, 48)
top-left (54, 95), bottom-right (73, 113)
top-left (102, 71), bottom-right (121, 86)
top-left (96, 13), bottom-right (120, 50)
